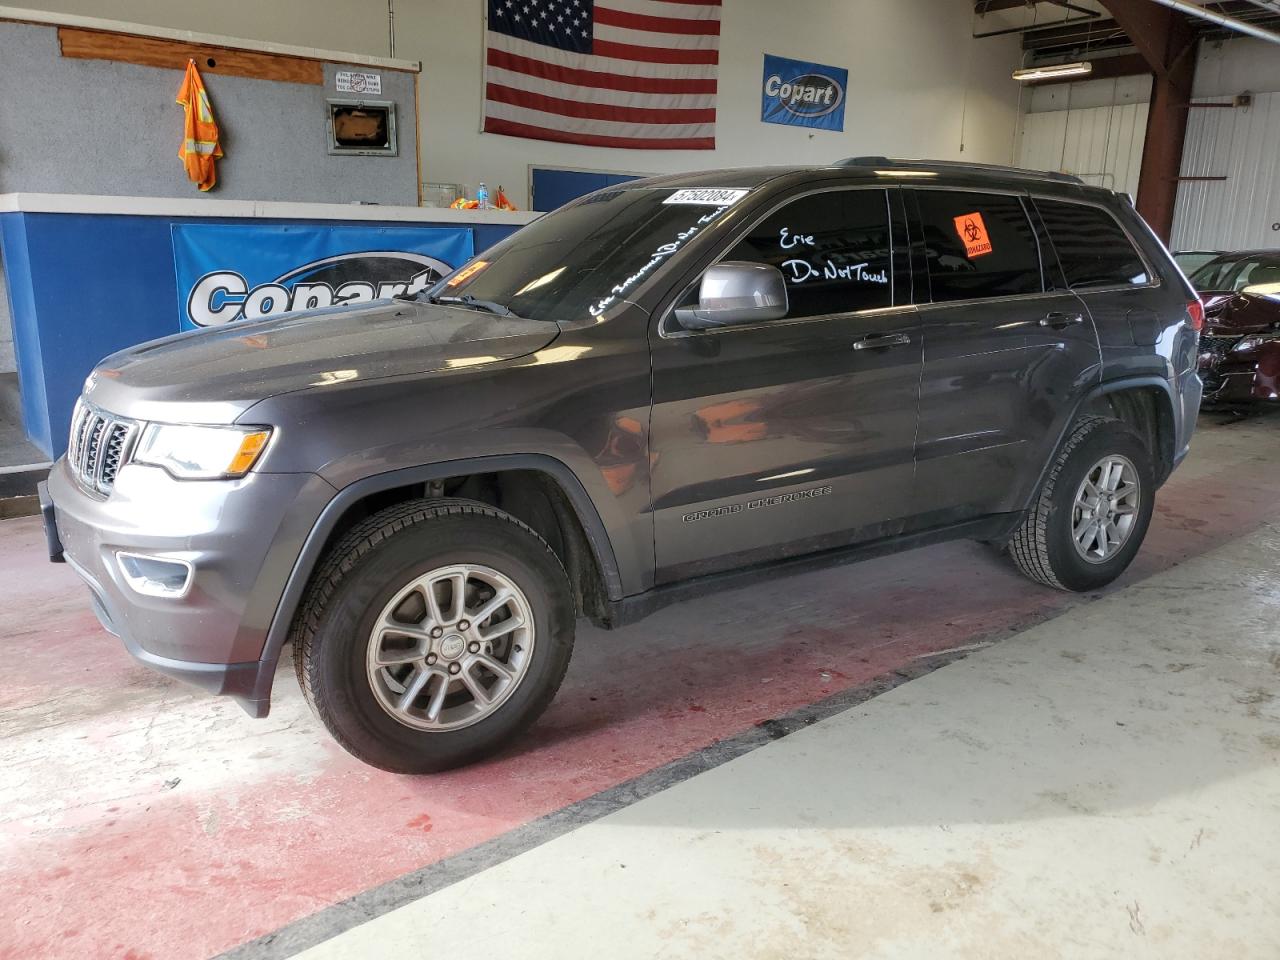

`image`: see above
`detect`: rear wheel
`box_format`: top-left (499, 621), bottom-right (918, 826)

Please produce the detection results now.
top-left (294, 499), bottom-right (575, 773)
top-left (1008, 417), bottom-right (1155, 592)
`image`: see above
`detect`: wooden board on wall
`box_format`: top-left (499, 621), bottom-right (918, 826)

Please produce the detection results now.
top-left (57, 27), bottom-right (323, 85)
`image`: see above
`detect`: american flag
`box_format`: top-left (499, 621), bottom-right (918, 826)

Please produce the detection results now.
top-left (484, 0), bottom-right (721, 149)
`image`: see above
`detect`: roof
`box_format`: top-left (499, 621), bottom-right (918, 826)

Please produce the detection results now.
top-left (619, 158), bottom-right (1102, 195)
top-left (1005, 0), bottom-right (1280, 58)
top-left (836, 156), bottom-right (1085, 184)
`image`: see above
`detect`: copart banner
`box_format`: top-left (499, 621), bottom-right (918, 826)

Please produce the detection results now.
top-left (171, 223), bottom-right (474, 331)
top-left (761, 53), bottom-right (848, 132)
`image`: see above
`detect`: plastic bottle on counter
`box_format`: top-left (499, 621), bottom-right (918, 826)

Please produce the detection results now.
top-left (477, 182), bottom-right (490, 210)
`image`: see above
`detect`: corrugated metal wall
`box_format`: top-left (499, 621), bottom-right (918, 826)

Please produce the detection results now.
top-left (1018, 100), bottom-right (1149, 199)
top-left (1170, 92), bottom-right (1280, 252)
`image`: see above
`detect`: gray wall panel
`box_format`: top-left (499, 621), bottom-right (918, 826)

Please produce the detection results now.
top-left (0, 21), bottom-right (418, 204)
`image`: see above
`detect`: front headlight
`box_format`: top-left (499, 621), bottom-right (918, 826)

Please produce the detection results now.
top-left (1233, 335), bottom-right (1264, 353)
top-left (133, 423), bottom-right (272, 480)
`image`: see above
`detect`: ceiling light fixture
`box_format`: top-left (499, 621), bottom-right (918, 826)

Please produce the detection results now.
top-left (1011, 61), bottom-right (1094, 83)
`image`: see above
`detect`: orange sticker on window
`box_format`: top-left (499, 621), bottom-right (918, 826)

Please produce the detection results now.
top-left (953, 212), bottom-right (993, 259)
top-left (446, 259), bottom-right (490, 287)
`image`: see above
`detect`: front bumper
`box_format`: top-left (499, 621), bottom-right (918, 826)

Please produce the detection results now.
top-left (46, 457), bottom-right (335, 716)
top-left (1200, 370), bottom-right (1279, 404)
top-left (1198, 339), bottom-right (1280, 405)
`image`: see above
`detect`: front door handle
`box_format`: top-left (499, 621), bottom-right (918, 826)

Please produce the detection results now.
top-left (1039, 312), bottom-right (1085, 328)
top-left (852, 331), bottom-right (912, 351)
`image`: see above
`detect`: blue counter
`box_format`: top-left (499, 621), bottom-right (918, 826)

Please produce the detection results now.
top-left (0, 194), bottom-right (538, 458)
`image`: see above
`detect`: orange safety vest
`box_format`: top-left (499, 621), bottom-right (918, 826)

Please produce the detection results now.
top-left (176, 60), bottom-right (223, 192)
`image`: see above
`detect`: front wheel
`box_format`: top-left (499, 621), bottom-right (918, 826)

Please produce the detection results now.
top-left (1008, 417), bottom-right (1156, 592)
top-left (293, 499), bottom-right (575, 773)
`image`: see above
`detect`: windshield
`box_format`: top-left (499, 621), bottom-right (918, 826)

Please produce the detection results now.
top-left (1173, 251), bottom-right (1220, 276)
top-left (1190, 255), bottom-right (1280, 298)
top-left (428, 187), bottom-right (747, 322)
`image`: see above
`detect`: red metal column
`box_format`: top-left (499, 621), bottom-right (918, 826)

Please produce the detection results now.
top-left (1101, 0), bottom-right (1198, 242)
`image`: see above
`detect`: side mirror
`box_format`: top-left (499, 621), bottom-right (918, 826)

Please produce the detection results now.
top-left (674, 261), bottom-right (789, 331)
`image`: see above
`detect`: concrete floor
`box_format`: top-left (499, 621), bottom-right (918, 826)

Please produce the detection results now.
top-left (299, 524), bottom-right (1280, 960)
top-left (2, 411), bottom-right (1279, 959)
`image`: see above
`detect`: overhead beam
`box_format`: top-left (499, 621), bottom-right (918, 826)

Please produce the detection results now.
top-left (1019, 17), bottom-right (1124, 46)
top-left (1100, 0), bottom-right (1198, 242)
top-left (976, 0), bottom-right (1059, 11)
top-left (1145, 0), bottom-right (1280, 44)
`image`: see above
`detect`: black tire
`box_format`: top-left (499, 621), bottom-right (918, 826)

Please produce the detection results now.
top-left (1008, 416), bottom-right (1155, 592)
top-left (292, 498), bottom-right (575, 774)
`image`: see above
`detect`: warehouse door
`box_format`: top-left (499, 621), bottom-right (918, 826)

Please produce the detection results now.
top-left (1172, 92), bottom-right (1280, 252)
top-left (1016, 76), bottom-right (1151, 200)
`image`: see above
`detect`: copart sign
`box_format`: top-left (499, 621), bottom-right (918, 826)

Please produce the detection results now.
top-left (760, 53), bottom-right (848, 132)
top-left (171, 223), bottom-right (474, 331)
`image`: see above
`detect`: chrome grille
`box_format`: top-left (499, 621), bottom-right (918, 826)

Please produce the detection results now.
top-left (67, 399), bottom-right (139, 496)
top-left (1198, 334), bottom-right (1239, 377)
top-left (1200, 334), bottom-right (1239, 360)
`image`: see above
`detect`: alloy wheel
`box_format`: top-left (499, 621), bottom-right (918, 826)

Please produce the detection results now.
top-left (1070, 454), bottom-right (1141, 564)
top-left (366, 564), bottom-right (535, 731)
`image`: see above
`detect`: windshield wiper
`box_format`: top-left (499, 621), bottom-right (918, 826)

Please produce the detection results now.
top-left (423, 293), bottom-right (517, 318)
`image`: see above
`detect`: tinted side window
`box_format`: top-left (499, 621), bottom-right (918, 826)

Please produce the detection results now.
top-left (1035, 197), bottom-right (1150, 288)
top-left (724, 189), bottom-right (893, 318)
top-left (914, 191), bottom-right (1043, 302)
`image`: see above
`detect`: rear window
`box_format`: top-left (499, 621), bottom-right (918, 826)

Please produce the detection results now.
top-left (1035, 197), bottom-right (1150, 289)
top-left (914, 191), bottom-right (1043, 303)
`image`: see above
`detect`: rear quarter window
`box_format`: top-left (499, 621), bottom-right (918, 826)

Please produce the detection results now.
top-left (913, 190), bottom-right (1043, 303)
top-left (1034, 197), bottom-right (1151, 289)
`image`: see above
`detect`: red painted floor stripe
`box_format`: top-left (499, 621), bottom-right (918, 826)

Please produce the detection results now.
top-left (1, 418), bottom-right (1278, 960)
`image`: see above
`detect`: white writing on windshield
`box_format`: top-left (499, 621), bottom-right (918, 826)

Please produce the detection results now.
top-left (589, 206), bottom-right (731, 318)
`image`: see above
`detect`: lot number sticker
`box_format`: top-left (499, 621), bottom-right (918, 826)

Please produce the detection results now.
top-left (664, 188), bottom-right (750, 206)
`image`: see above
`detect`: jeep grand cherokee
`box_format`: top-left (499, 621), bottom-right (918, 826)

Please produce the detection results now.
top-left (42, 159), bottom-right (1203, 772)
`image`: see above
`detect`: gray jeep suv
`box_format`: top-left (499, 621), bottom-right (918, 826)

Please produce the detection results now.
top-left (42, 159), bottom-right (1203, 772)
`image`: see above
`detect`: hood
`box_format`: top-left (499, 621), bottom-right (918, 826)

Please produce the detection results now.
top-left (84, 300), bottom-right (560, 423)
top-left (1200, 290), bottom-right (1280, 337)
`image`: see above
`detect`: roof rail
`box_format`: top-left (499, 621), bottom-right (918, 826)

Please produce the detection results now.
top-left (838, 156), bottom-right (1086, 185)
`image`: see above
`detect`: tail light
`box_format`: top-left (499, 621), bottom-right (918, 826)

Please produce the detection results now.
top-left (1187, 298), bottom-right (1205, 333)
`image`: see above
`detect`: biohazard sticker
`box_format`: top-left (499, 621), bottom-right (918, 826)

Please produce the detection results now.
top-left (953, 212), bottom-right (993, 258)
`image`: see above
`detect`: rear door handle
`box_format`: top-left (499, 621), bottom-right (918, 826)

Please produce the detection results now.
top-left (1039, 312), bottom-right (1085, 328)
top-left (852, 331), bottom-right (912, 351)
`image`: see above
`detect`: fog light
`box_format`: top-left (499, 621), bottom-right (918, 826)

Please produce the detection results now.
top-left (116, 552), bottom-right (194, 599)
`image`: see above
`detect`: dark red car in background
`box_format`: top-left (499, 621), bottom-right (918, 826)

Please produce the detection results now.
top-left (1189, 251), bottom-right (1280, 406)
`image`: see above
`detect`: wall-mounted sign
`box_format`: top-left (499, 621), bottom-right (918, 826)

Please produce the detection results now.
top-left (761, 54), bottom-right (847, 132)
top-left (171, 223), bottom-right (474, 331)
top-left (336, 70), bottom-right (382, 94)
top-left (327, 99), bottom-right (398, 156)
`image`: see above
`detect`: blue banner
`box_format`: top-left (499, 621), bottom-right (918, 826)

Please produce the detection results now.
top-left (171, 223), bottom-right (475, 331)
top-left (761, 54), bottom-right (848, 132)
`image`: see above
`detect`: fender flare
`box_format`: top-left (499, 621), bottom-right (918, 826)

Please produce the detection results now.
top-left (1018, 375), bottom-right (1178, 515)
top-left (244, 453), bottom-right (625, 712)
top-left (1089, 374), bottom-right (1176, 405)
top-left (1089, 375), bottom-right (1179, 480)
